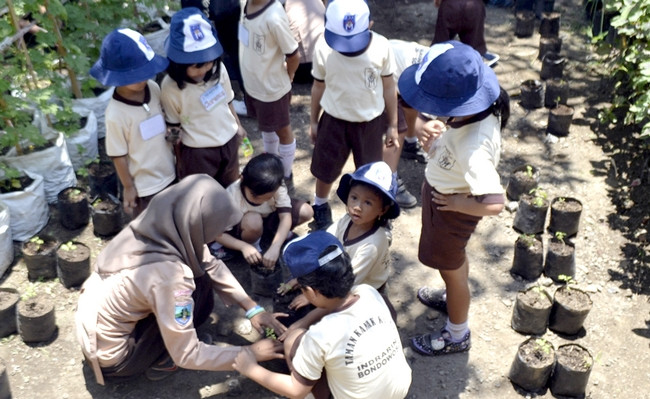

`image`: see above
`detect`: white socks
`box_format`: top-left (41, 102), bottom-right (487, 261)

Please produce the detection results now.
top-left (405, 135), bottom-right (418, 144)
top-left (278, 140), bottom-right (296, 178)
top-left (445, 319), bottom-right (469, 342)
top-left (262, 131), bottom-right (279, 154)
top-left (313, 195), bottom-right (328, 206)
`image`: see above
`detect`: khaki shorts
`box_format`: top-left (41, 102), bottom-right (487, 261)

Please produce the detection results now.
top-left (418, 181), bottom-right (482, 270)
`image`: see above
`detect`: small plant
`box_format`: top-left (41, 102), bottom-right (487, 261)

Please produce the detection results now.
top-left (529, 187), bottom-right (548, 207)
top-left (557, 274), bottom-right (576, 290)
top-left (29, 236), bottom-right (45, 252)
top-left (0, 163), bottom-right (23, 192)
top-left (534, 338), bottom-right (552, 354)
top-left (554, 231), bottom-right (567, 244)
top-left (264, 327), bottom-right (277, 340)
top-left (76, 157), bottom-right (99, 178)
top-left (60, 241), bottom-right (77, 251)
top-left (519, 233), bottom-right (537, 248)
top-left (525, 164), bottom-right (534, 178)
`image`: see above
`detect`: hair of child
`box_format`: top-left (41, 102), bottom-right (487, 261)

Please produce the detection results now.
top-left (297, 246), bottom-right (354, 299)
top-left (348, 180), bottom-right (393, 227)
top-left (166, 57), bottom-right (222, 90)
top-left (241, 153), bottom-right (285, 196)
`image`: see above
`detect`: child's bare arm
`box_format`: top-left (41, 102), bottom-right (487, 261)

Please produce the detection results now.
top-left (215, 233), bottom-right (263, 265)
top-left (285, 51), bottom-right (300, 83)
top-left (309, 80), bottom-right (326, 144)
top-left (263, 212), bottom-right (292, 268)
top-left (382, 75), bottom-right (399, 150)
top-left (111, 156), bottom-right (136, 214)
top-left (233, 347), bottom-right (313, 399)
top-left (431, 191), bottom-right (504, 217)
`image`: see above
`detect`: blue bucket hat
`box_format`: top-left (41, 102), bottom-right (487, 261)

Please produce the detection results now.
top-left (283, 231), bottom-right (346, 279)
top-left (324, 0), bottom-right (371, 53)
top-left (398, 41), bottom-right (500, 117)
top-left (165, 7), bottom-right (223, 64)
top-left (336, 161), bottom-right (400, 219)
top-left (90, 28), bottom-right (169, 87)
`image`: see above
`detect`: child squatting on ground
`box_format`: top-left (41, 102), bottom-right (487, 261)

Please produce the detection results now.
top-left (281, 161), bottom-right (401, 317)
top-left (239, 0), bottom-right (300, 193)
top-left (309, 0), bottom-right (399, 230)
top-left (398, 41), bottom-right (510, 356)
top-left (209, 153), bottom-right (313, 267)
top-left (89, 28), bottom-right (176, 218)
top-left (233, 230), bottom-right (412, 399)
top-left (161, 7), bottom-right (247, 188)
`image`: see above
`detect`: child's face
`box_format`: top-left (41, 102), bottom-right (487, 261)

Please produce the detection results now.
top-left (346, 184), bottom-right (388, 228)
top-left (243, 186), bottom-right (275, 206)
top-left (120, 81), bottom-right (148, 92)
top-left (187, 61), bottom-right (214, 83)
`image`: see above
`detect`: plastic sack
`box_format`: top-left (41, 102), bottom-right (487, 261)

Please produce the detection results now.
top-left (143, 17), bottom-right (170, 57)
top-left (66, 106), bottom-right (99, 169)
top-left (72, 88), bottom-right (114, 139)
top-left (0, 171), bottom-right (49, 242)
top-left (0, 201), bottom-right (13, 277)
top-left (2, 132), bottom-right (77, 203)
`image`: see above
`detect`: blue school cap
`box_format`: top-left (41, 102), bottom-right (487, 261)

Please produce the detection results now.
top-left (90, 28), bottom-right (168, 87)
top-left (283, 231), bottom-right (346, 278)
top-left (398, 41), bottom-right (500, 117)
top-left (336, 161), bottom-right (400, 219)
top-left (165, 7), bottom-right (223, 64)
top-left (324, 0), bottom-right (371, 53)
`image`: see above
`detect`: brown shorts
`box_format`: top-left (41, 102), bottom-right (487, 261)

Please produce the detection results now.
top-left (245, 91), bottom-right (292, 131)
top-left (310, 112), bottom-right (385, 184)
top-left (178, 134), bottom-right (240, 188)
top-left (418, 181), bottom-right (482, 270)
top-left (231, 198), bottom-right (307, 238)
top-left (432, 0), bottom-right (487, 55)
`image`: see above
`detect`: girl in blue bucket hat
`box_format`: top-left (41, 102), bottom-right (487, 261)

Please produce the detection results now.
top-left (160, 7), bottom-right (248, 188)
top-left (280, 161), bottom-right (400, 318)
top-left (398, 40), bottom-right (510, 356)
top-left (90, 28), bottom-right (175, 218)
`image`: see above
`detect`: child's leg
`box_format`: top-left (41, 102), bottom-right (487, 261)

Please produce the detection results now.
top-left (240, 212), bottom-right (264, 246)
top-left (276, 124), bottom-right (296, 179)
top-left (262, 131), bottom-right (280, 155)
top-left (438, 259), bottom-right (470, 326)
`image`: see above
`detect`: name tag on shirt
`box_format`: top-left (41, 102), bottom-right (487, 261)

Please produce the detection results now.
top-left (200, 83), bottom-right (226, 111)
top-left (238, 23), bottom-right (249, 47)
top-left (139, 114), bottom-right (166, 141)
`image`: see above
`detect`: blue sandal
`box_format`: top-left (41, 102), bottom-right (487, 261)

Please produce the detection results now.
top-left (410, 329), bottom-right (471, 356)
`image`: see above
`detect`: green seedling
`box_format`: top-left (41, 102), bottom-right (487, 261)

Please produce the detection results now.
top-left (60, 241), bottom-right (77, 251)
top-left (525, 165), bottom-right (534, 178)
top-left (554, 231), bottom-right (567, 244)
top-left (519, 233), bottom-right (537, 248)
top-left (558, 274), bottom-right (576, 290)
top-left (534, 338), bottom-right (552, 354)
top-left (29, 236), bottom-right (45, 252)
top-left (529, 187), bottom-right (547, 208)
top-left (265, 327), bottom-right (277, 340)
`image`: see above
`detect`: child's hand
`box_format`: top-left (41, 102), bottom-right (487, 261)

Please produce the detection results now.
top-left (122, 186), bottom-right (137, 214)
top-left (242, 243), bottom-right (263, 265)
top-left (233, 347), bottom-right (257, 376)
top-left (262, 244), bottom-right (281, 269)
top-left (289, 293), bottom-right (310, 310)
top-left (165, 126), bottom-right (182, 145)
top-left (248, 338), bottom-right (285, 362)
top-left (419, 119), bottom-right (446, 152)
top-left (277, 278), bottom-right (298, 295)
top-left (309, 122), bottom-right (318, 144)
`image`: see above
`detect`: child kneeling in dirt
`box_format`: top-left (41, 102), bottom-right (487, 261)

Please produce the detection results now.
top-left (210, 153), bottom-right (313, 267)
top-left (233, 231), bottom-right (412, 399)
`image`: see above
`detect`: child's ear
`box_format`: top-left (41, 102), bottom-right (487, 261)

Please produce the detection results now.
top-left (369, 20), bottom-right (374, 30)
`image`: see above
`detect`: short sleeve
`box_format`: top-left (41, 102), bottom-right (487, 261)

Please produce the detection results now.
top-left (104, 103), bottom-right (128, 157)
top-left (291, 330), bottom-right (326, 382)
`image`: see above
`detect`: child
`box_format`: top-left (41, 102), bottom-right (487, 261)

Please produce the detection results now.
top-left (90, 28), bottom-right (176, 218)
top-left (309, 0), bottom-right (399, 230)
top-left (239, 0), bottom-right (300, 192)
top-left (281, 161), bottom-right (399, 311)
top-left (398, 41), bottom-right (510, 355)
top-left (233, 231), bottom-right (412, 399)
top-left (211, 153), bottom-right (313, 267)
top-left (161, 7), bottom-right (247, 187)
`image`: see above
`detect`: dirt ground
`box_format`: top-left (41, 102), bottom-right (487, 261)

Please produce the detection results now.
top-left (2, 0), bottom-right (650, 398)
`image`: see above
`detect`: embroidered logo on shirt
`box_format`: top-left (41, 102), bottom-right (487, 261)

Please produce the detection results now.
top-left (437, 146), bottom-right (456, 170)
top-left (253, 34), bottom-right (265, 55)
top-left (174, 289), bottom-right (193, 326)
top-left (365, 68), bottom-right (378, 90)
top-left (343, 15), bottom-right (356, 32)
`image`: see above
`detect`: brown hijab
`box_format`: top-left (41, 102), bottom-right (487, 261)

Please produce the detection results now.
top-left (95, 174), bottom-right (242, 277)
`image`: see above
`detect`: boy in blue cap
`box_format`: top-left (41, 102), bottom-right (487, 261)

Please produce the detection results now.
top-left (309, 0), bottom-right (399, 230)
top-left (90, 28), bottom-right (176, 217)
top-left (233, 231), bottom-right (411, 399)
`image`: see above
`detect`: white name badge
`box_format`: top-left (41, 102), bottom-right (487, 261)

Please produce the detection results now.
top-left (200, 83), bottom-right (226, 111)
top-left (238, 23), bottom-right (249, 47)
top-left (139, 113), bottom-right (166, 141)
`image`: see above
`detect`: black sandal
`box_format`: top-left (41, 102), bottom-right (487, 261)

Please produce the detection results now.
top-left (410, 329), bottom-right (471, 356)
top-left (416, 287), bottom-right (447, 312)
